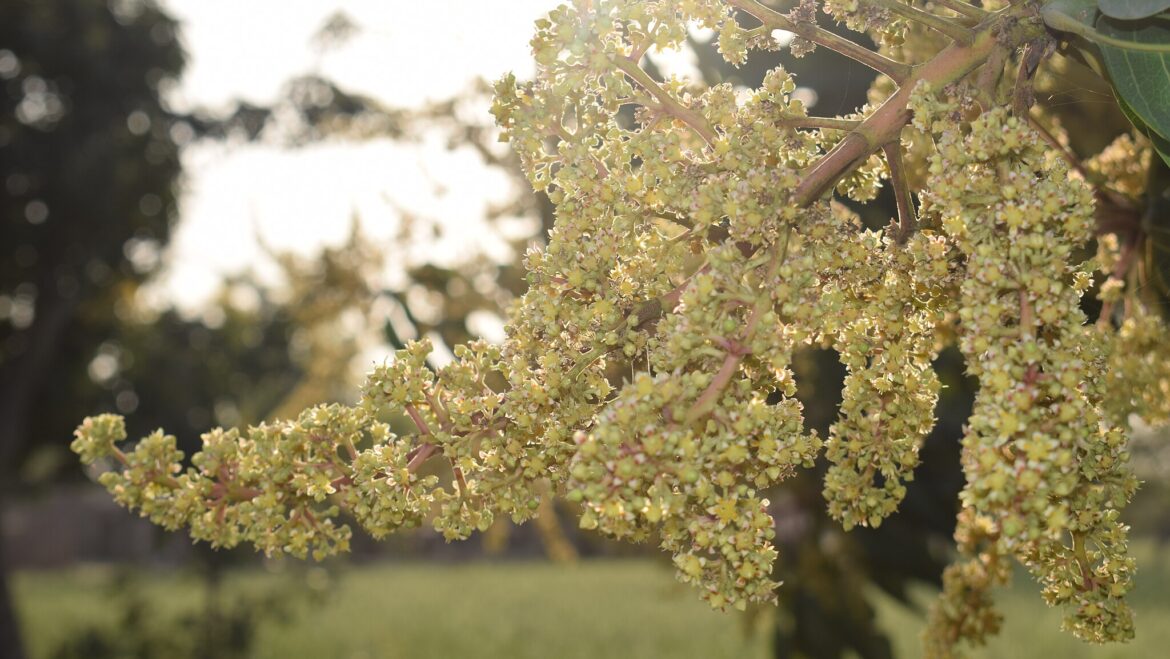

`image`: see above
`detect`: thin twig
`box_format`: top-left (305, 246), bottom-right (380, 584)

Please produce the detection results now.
top-left (883, 141), bottom-right (918, 243)
top-left (931, 0), bottom-right (988, 22)
top-left (728, 0), bottom-right (912, 83)
top-left (407, 443), bottom-right (438, 472)
top-left (685, 228), bottom-right (789, 424)
top-left (614, 56), bottom-right (717, 145)
top-left (1097, 234), bottom-right (1141, 327)
top-left (794, 9), bottom-right (1042, 204)
top-left (785, 116), bottom-right (863, 132)
top-left (1025, 112), bottom-right (1134, 213)
top-left (405, 404), bottom-right (432, 436)
top-left (1024, 114), bottom-right (1086, 181)
top-left (871, 0), bottom-right (974, 44)
top-left (975, 44), bottom-right (1009, 108)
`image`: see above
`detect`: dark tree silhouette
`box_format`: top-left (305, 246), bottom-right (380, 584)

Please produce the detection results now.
top-left (1, 1), bottom-right (184, 655)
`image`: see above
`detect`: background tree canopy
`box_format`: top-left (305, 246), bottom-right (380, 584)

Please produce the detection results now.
top-left (2, 3), bottom-right (184, 652)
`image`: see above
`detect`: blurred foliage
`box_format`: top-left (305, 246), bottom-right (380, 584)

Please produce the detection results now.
top-left (0, 0), bottom-right (183, 478)
top-left (2, 2), bottom-right (185, 656)
top-left (0, 0), bottom-right (532, 488)
top-left (0, 0), bottom-right (544, 656)
top-left (47, 564), bottom-right (327, 659)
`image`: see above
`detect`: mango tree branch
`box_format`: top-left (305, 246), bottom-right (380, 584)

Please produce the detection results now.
top-left (931, 0), bottom-right (988, 23)
top-left (614, 56), bottom-right (718, 145)
top-left (870, 0), bottom-right (974, 44)
top-left (786, 116), bottom-right (862, 131)
top-left (407, 443), bottom-right (438, 471)
top-left (793, 6), bottom-right (1045, 205)
top-left (685, 228), bottom-right (789, 424)
top-left (883, 141), bottom-right (918, 243)
top-left (727, 0), bottom-right (913, 83)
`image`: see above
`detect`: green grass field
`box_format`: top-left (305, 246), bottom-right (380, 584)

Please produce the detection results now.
top-left (14, 545), bottom-right (1170, 658)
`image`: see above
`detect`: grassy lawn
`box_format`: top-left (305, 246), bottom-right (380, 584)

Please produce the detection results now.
top-left (14, 546), bottom-right (1170, 658)
top-left (14, 560), bottom-right (772, 659)
top-left (874, 542), bottom-right (1170, 659)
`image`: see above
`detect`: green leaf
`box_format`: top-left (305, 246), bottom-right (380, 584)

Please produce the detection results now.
top-left (1095, 15), bottom-right (1170, 148)
top-left (1041, 3), bottom-right (1170, 165)
top-left (1042, 0), bottom-right (1170, 51)
top-left (1116, 93), bottom-right (1170, 167)
top-left (1097, 0), bottom-right (1170, 21)
top-left (1043, 0), bottom-right (1104, 35)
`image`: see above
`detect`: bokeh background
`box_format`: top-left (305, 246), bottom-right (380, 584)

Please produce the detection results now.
top-left (3, 2), bottom-right (1169, 658)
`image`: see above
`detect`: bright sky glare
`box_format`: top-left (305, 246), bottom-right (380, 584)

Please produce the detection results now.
top-left (152, 0), bottom-right (563, 310)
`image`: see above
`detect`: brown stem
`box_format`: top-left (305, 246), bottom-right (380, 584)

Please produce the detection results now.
top-left (786, 116), bottom-right (862, 131)
top-left (793, 7), bottom-right (1043, 205)
top-left (931, 0), bottom-right (988, 22)
top-left (728, 0), bottom-right (912, 83)
top-left (793, 133), bottom-right (871, 206)
top-left (686, 350), bottom-right (745, 424)
top-left (407, 443), bottom-right (438, 472)
top-left (1027, 114), bottom-right (1088, 179)
top-left (976, 44), bottom-right (1009, 107)
top-left (452, 464), bottom-right (468, 497)
top-left (871, 0), bottom-right (973, 44)
top-left (405, 404), bottom-right (432, 436)
top-left (883, 141), bottom-right (918, 243)
top-left (629, 28), bottom-right (655, 62)
top-left (685, 229), bottom-right (789, 424)
top-left (425, 391), bottom-right (452, 432)
top-left (1070, 532), bottom-right (1097, 591)
top-left (1018, 290), bottom-right (1034, 339)
top-left (209, 482), bottom-right (261, 502)
top-left (1097, 234), bottom-right (1141, 326)
top-left (613, 56), bottom-right (717, 145)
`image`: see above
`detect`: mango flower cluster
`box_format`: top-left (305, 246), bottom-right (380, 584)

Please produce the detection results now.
top-left (72, 0), bottom-right (1161, 655)
top-left (914, 91), bottom-right (1138, 645)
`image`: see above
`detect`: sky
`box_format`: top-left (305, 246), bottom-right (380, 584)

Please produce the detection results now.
top-left (151, 0), bottom-right (567, 310)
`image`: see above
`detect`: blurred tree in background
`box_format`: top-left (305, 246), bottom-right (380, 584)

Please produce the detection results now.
top-left (0, 2), bottom-right (537, 657)
top-left (0, 0), bottom-right (183, 477)
top-left (1, 2), bottom-right (184, 655)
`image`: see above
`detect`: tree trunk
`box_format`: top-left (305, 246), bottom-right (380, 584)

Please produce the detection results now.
top-left (0, 286), bottom-right (78, 659)
top-left (0, 516), bottom-right (26, 659)
top-left (0, 290), bottom-right (78, 469)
